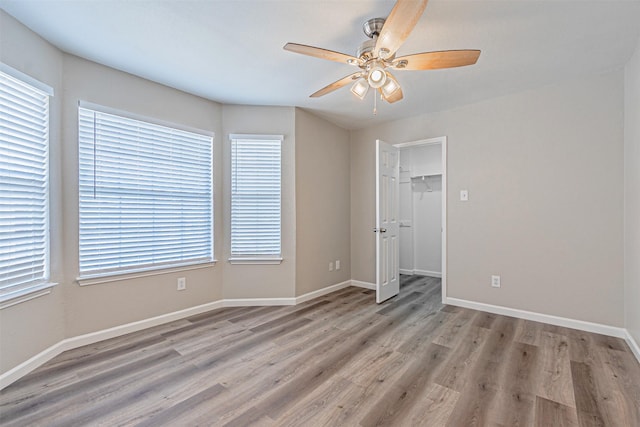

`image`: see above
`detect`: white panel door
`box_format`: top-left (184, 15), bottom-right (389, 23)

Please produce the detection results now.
top-left (376, 140), bottom-right (400, 303)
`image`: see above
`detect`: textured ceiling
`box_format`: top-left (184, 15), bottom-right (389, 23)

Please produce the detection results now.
top-left (2, 0), bottom-right (639, 129)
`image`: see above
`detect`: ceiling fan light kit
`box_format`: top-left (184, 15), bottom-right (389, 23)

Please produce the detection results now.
top-left (381, 73), bottom-right (400, 98)
top-left (284, 0), bottom-right (480, 107)
top-left (351, 78), bottom-right (370, 100)
top-left (367, 63), bottom-right (387, 88)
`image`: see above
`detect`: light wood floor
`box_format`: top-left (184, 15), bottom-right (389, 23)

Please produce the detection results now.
top-left (1, 276), bottom-right (639, 426)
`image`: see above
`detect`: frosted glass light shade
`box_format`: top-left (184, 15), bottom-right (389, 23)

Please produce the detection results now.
top-left (367, 66), bottom-right (387, 88)
top-left (381, 74), bottom-right (400, 98)
top-left (351, 78), bottom-right (369, 99)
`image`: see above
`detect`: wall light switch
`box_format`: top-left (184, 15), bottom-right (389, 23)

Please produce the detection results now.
top-left (335, 260), bottom-right (340, 270)
top-left (460, 190), bottom-right (469, 201)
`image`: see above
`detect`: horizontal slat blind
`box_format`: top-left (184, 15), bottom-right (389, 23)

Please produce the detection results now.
top-left (0, 70), bottom-right (50, 299)
top-left (230, 135), bottom-right (282, 257)
top-left (78, 107), bottom-right (213, 276)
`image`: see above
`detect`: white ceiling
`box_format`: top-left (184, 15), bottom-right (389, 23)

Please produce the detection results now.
top-left (2, 0), bottom-right (639, 130)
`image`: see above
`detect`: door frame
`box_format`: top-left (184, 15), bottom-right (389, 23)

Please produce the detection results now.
top-left (393, 136), bottom-right (447, 303)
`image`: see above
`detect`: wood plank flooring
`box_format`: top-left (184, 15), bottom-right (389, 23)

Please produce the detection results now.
top-left (1, 275), bottom-right (639, 426)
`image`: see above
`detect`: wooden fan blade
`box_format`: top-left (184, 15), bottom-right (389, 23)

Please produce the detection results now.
top-left (393, 50), bottom-right (481, 70)
top-left (374, 0), bottom-right (428, 59)
top-left (310, 73), bottom-right (362, 98)
top-left (284, 43), bottom-right (360, 65)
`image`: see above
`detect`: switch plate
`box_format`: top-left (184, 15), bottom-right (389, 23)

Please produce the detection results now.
top-left (460, 190), bottom-right (469, 201)
top-left (329, 262), bottom-right (334, 272)
top-left (177, 277), bottom-right (186, 291)
top-left (335, 260), bottom-right (340, 270)
top-left (491, 275), bottom-right (501, 288)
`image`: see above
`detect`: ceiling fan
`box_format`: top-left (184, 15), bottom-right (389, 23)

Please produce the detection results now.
top-left (283, 0), bottom-right (480, 104)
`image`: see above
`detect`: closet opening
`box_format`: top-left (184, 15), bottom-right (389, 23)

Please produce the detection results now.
top-left (395, 137), bottom-right (447, 302)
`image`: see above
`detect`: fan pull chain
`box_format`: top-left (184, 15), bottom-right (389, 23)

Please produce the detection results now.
top-left (373, 90), bottom-right (377, 115)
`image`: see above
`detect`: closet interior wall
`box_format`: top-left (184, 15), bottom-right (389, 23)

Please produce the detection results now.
top-left (399, 143), bottom-right (442, 278)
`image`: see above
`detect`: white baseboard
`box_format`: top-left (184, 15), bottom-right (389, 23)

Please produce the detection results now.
top-left (414, 269), bottom-right (442, 278)
top-left (223, 298), bottom-right (295, 307)
top-left (66, 300), bottom-right (226, 350)
top-left (399, 269), bottom-right (442, 278)
top-left (350, 280), bottom-right (376, 290)
top-left (0, 280), bottom-right (362, 390)
top-left (444, 297), bottom-right (627, 338)
top-left (625, 330), bottom-right (640, 363)
top-left (295, 280), bottom-right (352, 304)
top-left (0, 299), bottom-right (225, 390)
top-left (8, 283), bottom-right (633, 391)
top-left (0, 340), bottom-right (68, 391)
top-left (224, 280), bottom-right (354, 307)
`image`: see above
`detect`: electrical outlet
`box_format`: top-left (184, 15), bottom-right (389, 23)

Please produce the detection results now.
top-left (491, 275), bottom-right (501, 288)
top-left (335, 260), bottom-right (340, 270)
top-left (329, 262), bottom-right (334, 272)
top-left (177, 277), bottom-right (186, 291)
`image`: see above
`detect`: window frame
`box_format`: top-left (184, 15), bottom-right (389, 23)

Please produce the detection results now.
top-left (229, 134), bottom-right (283, 265)
top-left (0, 63), bottom-right (56, 307)
top-left (76, 102), bottom-right (216, 285)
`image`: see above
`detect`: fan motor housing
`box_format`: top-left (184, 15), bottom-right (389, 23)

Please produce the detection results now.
top-left (363, 18), bottom-right (385, 38)
top-left (357, 39), bottom-right (376, 60)
top-left (358, 18), bottom-right (386, 60)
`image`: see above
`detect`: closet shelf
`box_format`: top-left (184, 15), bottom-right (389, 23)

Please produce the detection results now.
top-left (410, 173), bottom-right (441, 179)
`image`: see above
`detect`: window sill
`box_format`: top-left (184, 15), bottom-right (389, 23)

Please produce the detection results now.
top-left (228, 257), bottom-right (283, 265)
top-left (77, 260), bottom-right (218, 287)
top-left (0, 282), bottom-right (58, 310)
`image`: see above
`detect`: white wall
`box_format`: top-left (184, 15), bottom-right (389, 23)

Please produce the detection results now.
top-left (351, 71), bottom-right (625, 327)
top-left (624, 39), bottom-right (640, 345)
top-left (411, 144), bottom-right (442, 177)
top-left (398, 144), bottom-right (442, 276)
top-left (399, 151), bottom-right (413, 273)
top-left (413, 175), bottom-right (442, 276)
top-left (221, 105), bottom-right (297, 299)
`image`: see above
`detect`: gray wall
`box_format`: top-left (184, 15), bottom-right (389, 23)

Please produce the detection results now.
top-left (60, 55), bottom-right (224, 338)
top-left (1, 11), bottom-right (226, 367)
top-left (625, 39), bottom-right (640, 344)
top-left (295, 109), bottom-right (351, 296)
top-left (1, 11), bottom-right (355, 376)
top-left (351, 71), bottom-right (625, 327)
top-left (2, 7), bottom-right (638, 379)
top-left (0, 10), bottom-right (66, 373)
top-left (221, 105), bottom-right (297, 299)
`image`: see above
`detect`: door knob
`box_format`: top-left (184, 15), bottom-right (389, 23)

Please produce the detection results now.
top-left (373, 228), bottom-right (387, 233)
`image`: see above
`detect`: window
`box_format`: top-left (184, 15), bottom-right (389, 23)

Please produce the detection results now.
top-left (230, 134), bottom-right (282, 263)
top-left (78, 105), bottom-right (213, 279)
top-left (0, 66), bottom-right (53, 302)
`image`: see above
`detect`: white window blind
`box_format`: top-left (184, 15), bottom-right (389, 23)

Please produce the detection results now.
top-left (230, 135), bottom-right (282, 259)
top-left (0, 69), bottom-right (51, 301)
top-left (78, 106), bottom-right (213, 277)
